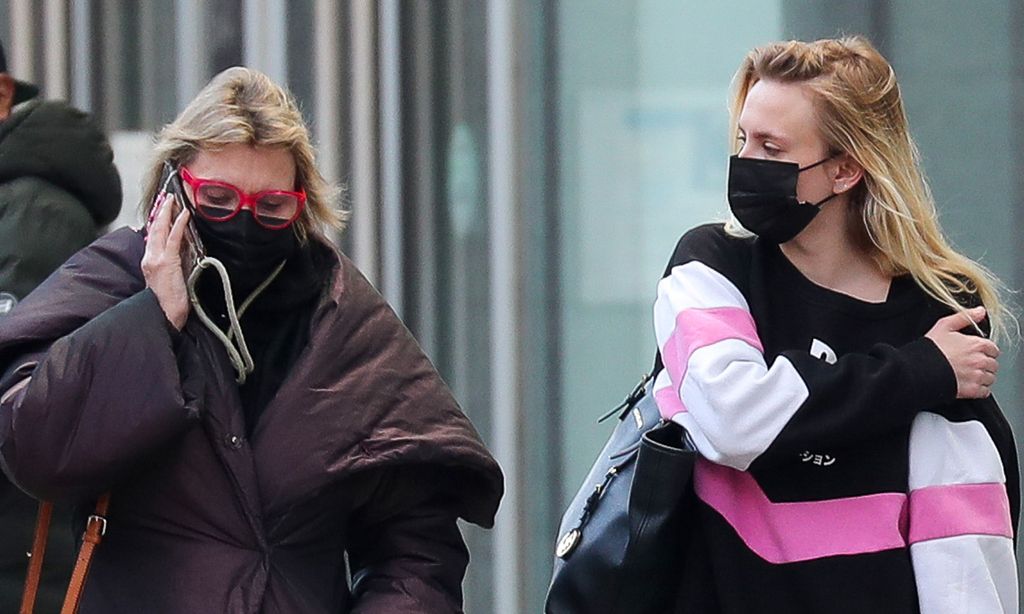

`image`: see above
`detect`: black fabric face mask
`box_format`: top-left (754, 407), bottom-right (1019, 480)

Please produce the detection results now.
top-left (193, 211), bottom-right (297, 293)
top-left (727, 154), bottom-right (837, 244)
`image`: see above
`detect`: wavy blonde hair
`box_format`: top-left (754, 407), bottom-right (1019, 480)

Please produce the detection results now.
top-left (726, 36), bottom-right (1016, 342)
top-left (140, 66), bottom-right (346, 241)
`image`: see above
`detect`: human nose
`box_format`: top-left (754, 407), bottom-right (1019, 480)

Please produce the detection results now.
top-left (237, 192), bottom-right (259, 213)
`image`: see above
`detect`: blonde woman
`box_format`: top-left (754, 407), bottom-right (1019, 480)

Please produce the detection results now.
top-left (653, 38), bottom-right (1017, 612)
top-left (0, 67), bottom-right (502, 613)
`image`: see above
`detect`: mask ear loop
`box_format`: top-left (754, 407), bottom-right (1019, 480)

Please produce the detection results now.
top-left (186, 256), bottom-right (287, 384)
top-left (797, 155), bottom-right (842, 209)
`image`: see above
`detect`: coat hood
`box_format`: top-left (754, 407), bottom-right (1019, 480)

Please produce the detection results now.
top-left (0, 99), bottom-right (121, 225)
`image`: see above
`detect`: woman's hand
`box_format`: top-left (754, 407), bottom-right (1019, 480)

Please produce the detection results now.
top-left (925, 307), bottom-right (1000, 399)
top-left (141, 194), bottom-right (192, 330)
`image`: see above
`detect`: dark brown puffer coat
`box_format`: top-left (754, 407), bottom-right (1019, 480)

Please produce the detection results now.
top-left (0, 228), bottom-right (502, 613)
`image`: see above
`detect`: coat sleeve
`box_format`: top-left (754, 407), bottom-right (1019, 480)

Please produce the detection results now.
top-left (347, 466), bottom-right (469, 614)
top-left (652, 226), bottom-right (957, 471)
top-left (908, 402), bottom-right (1019, 614)
top-left (0, 289), bottom-right (198, 501)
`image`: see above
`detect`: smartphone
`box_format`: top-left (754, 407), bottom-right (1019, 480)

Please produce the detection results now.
top-left (153, 161), bottom-right (205, 273)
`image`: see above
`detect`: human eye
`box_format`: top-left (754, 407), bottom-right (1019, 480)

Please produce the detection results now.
top-left (198, 185), bottom-right (237, 209)
top-left (763, 141), bottom-right (783, 156)
top-left (256, 194), bottom-right (298, 222)
top-left (258, 194), bottom-right (289, 211)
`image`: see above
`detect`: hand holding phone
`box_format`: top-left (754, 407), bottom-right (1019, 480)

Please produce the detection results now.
top-left (141, 162), bottom-right (200, 329)
top-left (150, 161), bottom-right (205, 272)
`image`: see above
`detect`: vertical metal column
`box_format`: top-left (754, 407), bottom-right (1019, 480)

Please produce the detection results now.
top-left (378, 0), bottom-right (403, 310)
top-left (100, 0), bottom-right (123, 127)
top-left (175, 0), bottom-right (206, 107)
top-left (242, 0), bottom-right (287, 86)
top-left (350, 0), bottom-right (379, 281)
top-left (8, 0), bottom-right (33, 83)
top-left (313, 0), bottom-right (340, 187)
top-left (1012, 0), bottom-right (1024, 429)
top-left (42, 0), bottom-right (66, 99)
top-left (139, 1), bottom-right (159, 126)
top-left (70, 0), bottom-right (92, 112)
top-left (408, 0), bottom-right (438, 352)
top-left (487, 2), bottom-right (521, 613)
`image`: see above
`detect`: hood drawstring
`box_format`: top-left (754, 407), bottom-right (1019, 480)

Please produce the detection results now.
top-left (186, 256), bottom-right (287, 384)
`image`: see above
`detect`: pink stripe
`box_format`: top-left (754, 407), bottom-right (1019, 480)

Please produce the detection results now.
top-left (654, 385), bottom-right (688, 419)
top-left (660, 307), bottom-right (763, 395)
top-left (694, 458), bottom-right (908, 563)
top-left (908, 483), bottom-right (1013, 544)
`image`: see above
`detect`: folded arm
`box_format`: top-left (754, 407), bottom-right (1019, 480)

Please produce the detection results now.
top-left (653, 257), bottom-right (955, 471)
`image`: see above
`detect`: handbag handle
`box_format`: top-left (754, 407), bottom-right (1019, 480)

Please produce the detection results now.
top-left (19, 494), bottom-right (111, 614)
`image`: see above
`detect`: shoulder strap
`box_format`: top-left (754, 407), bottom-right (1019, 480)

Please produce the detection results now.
top-left (61, 493), bottom-right (111, 614)
top-left (19, 494), bottom-right (111, 614)
top-left (19, 501), bottom-right (53, 614)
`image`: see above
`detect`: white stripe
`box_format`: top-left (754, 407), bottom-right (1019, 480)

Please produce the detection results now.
top-left (654, 261), bottom-right (750, 349)
top-left (908, 412), bottom-right (1005, 490)
top-left (671, 339), bottom-right (808, 470)
top-left (911, 535), bottom-right (1018, 614)
top-left (652, 369), bottom-right (674, 396)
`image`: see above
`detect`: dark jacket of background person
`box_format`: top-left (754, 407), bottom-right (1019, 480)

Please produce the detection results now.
top-left (0, 228), bottom-right (503, 613)
top-left (0, 98), bottom-right (122, 612)
top-left (0, 98), bottom-right (122, 303)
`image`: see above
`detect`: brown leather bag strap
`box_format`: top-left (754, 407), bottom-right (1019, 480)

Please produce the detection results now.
top-left (19, 501), bottom-right (54, 614)
top-left (60, 493), bottom-right (111, 614)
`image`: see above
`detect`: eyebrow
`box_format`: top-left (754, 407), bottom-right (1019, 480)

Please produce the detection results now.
top-left (737, 126), bottom-right (790, 146)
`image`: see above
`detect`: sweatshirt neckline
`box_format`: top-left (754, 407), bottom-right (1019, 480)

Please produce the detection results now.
top-left (763, 240), bottom-right (919, 317)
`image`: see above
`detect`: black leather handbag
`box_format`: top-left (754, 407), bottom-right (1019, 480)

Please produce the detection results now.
top-left (545, 372), bottom-right (697, 614)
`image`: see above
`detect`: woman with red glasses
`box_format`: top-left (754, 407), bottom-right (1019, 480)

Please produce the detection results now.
top-left (0, 67), bottom-right (502, 613)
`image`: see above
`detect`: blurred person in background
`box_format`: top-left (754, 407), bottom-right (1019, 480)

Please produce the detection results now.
top-left (0, 66), bottom-right (501, 613)
top-left (0, 38), bottom-right (122, 613)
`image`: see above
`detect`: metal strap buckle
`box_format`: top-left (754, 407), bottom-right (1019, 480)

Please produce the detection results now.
top-left (86, 514), bottom-right (107, 537)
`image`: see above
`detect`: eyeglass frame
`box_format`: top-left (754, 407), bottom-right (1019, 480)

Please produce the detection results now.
top-left (179, 166), bottom-right (307, 230)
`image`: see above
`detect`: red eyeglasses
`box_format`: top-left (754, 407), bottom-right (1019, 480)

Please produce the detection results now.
top-left (179, 166), bottom-right (306, 230)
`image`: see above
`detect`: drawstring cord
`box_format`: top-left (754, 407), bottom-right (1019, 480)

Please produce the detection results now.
top-left (186, 257), bottom-right (287, 384)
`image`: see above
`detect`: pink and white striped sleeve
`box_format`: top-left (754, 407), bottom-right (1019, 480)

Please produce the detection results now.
top-left (908, 411), bottom-right (1017, 614)
top-left (652, 260), bottom-right (809, 470)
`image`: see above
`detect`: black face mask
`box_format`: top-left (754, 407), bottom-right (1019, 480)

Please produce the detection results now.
top-left (727, 154), bottom-right (837, 244)
top-left (193, 211), bottom-right (297, 293)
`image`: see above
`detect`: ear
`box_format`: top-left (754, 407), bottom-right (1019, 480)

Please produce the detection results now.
top-left (830, 153), bottom-right (864, 195)
top-left (0, 75), bottom-right (15, 120)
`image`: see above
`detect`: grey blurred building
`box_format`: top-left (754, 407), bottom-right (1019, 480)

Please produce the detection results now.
top-left (3, 1), bottom-right (1020, 612)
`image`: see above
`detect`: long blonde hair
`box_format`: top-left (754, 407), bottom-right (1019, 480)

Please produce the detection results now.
top-left (140, 66), bottom-right (346, 241)
top-left (726, 36), bottom-right (1015, 342)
